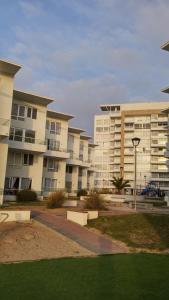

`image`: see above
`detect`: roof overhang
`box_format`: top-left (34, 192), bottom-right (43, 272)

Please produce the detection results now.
top-left (13, 89), bottom-right (54, 106)
top-left (89, 143), bottom-right (98, 147)
top-left (0, 59), bottom-right (21, 76)
top-left (161, 86), bottom-right (169, 94)
top-left (161, 107), bottom-right (169, 114)
top-left (47, 110), bottom-right (74, 121)
top-left (80, 135), bottom-right (92, 140)
top-left (161, 41), bottom-right (169, 51)
top-left (68, 127), bottom-right (85, 134)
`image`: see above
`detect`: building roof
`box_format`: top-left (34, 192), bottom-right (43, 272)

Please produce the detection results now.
top-left (89, 142), bottom-right (98, 147)
top-left (68, 127), bottom-right (85, 134)
top-left (13, 89), bottom-right (54, 106)
top-left (161, 86), bottom-right (169, 94)
top-left (100, 104), bottom-right (120, 112)
top-left (80, 134), bottom-right (92, 140)
top-left (161, 41), bottom-right (169, 51)
top-left (161, 107), bottom-right (169, 114)
top-left (47, 109), bottom-right (74, 121)
top-left (0, 59), bottom-right (21, 76)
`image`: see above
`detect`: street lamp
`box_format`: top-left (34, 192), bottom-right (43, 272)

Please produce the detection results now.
top-left (132, 137), bottom-right (141, 210)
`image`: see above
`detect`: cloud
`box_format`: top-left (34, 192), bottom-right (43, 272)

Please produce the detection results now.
top-left (2, 0), bottom-right (169, 134)
top-left (19, 1), bottom-right (44, 17)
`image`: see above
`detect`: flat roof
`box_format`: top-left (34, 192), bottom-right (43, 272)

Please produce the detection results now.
top-left (100, 104), bottom-right (121, 111)
top-left (80, 134), bottom-right (92, 140)
top-left (0, 59), bottom-right (21, 76)
top-left (47, 109), bottom-right (74, 121)
top-left (13, 89), bottom-right (54, 106)
top-left (68, 127), bottom-right (85, 134)
top-left (89, 143), bottom-right (98, 147)
top-left (161, 108), bottom-right (169, 114)
top-left (161, 86), bottom-right (169, 94)
top-left (161, 41), bottom-right (169, 51)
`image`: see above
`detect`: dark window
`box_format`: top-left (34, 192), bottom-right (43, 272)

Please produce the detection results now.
top-left (25, 130), bottom-right (35, 143)
top-left (23, 154), bottom-right (34, 165)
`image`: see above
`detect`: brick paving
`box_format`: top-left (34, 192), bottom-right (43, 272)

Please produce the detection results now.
top-left (32, 210), bottom-right (128, 255)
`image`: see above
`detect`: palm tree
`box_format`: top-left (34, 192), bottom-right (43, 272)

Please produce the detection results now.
top-left (111, 177), bottom-right (130, 194)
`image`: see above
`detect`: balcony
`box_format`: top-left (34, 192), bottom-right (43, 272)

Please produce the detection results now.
top-left (0, 118), bottom-right (10, 138)
top-left (8, 135), bottom-right (46, 153)
top-left (67, 151), bottom-right (82, 166)
top-left (45, 147), bottom-right (70, 159)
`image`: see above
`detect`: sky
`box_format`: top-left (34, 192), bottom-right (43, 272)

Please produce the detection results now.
top-left (1, 0), bottom-right (169, 135)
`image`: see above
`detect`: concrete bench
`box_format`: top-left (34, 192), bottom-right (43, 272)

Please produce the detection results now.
top-left (0, 210), bottom-right (30, 222)
top-left (67, 210), bottom-right (98, 226)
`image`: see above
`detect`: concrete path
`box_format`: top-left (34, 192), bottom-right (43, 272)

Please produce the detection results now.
top-left (32, 210), bottom-right (128, 255)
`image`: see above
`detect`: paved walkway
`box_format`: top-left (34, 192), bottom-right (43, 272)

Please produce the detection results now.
top-left (32, 210), bottom-right (128, 255)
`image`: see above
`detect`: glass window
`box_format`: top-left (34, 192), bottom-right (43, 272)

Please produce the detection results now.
top-left (14, 128), bottom-right (23, 141)
top-left (21, 178), bottom-right (32, 190)
top-left (25, 130), bottom-right (35, 143)
top-left (23, 154), bottom-right (34, 165)
top-left (66, 165), bottom-right (73, 174)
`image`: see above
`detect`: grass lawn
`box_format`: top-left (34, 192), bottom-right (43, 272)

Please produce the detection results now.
top-left (88, 213), bottom-right (169, 250)
top-left (0, 254), bottom-right (169, 300)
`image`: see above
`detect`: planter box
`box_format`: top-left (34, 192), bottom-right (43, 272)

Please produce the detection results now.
top-left (67, 211), bottom-right (88, 226)
top-left (85, 210), bottom-right (98, 220)
top-left (0, 210), bottom-right (30, 222)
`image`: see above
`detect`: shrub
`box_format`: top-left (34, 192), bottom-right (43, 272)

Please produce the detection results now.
top-left (16, 189), bottom-right (37, 202)
top-left (46, 191), bottom-right (66, 208)
top-left (77, 189), bottom-right (88, 197)
top-left (99, 188), bottom-right (112, 194)
top-left (84, 192), bottom-right (106, 210)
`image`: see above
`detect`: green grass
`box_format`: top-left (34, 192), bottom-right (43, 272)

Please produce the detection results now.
top-left (88, 213), bottom-right (169, 250)
top-left (0, 254), bottom-right (169, 300)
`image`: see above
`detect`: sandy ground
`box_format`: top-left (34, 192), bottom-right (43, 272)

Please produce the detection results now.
top-left (0, 220), bottom-right (94, 263)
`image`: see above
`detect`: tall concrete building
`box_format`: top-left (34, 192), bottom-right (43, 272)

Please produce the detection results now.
top-left (0, 59), bottom-right (96, 204)
top-left (94, 102), bottom-right (169, 193)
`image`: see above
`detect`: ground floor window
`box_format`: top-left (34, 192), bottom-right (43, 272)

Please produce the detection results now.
top-left (44, 178), bottom-right (57, 192)
top-left (4, 177), bottom-right (32, 195)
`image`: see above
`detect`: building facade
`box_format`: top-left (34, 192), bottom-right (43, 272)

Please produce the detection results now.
top-left (94, 102), bottom-right (169, 193)
top-left (0, 59), bottom-right (95, 204)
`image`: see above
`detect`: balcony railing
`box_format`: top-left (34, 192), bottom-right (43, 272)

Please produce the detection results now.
top-left (9, 135), bottom-right (45, 145)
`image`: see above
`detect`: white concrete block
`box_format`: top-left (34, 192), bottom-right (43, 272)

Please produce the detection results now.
top-left (0, 210), bottom-right (30, 222)
top-left (67, 211), bottom-right (88, 226)
top-left (86, 210), bottom-right (98, 220)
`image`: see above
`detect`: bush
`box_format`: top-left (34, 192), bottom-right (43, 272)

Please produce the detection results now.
top-left (16, 189), bottom-right (37, 202)
top-left (77, 189), bottom-right (88, 197)
top-left (46, 191), bottom-right (66, 208)
top-left (84, 192), bottom-right (106, 210)
top-left (98, 188), bottom-right (112, 194)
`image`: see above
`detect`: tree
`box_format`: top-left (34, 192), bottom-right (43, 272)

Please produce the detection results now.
top-left (111, 177), bottom-right (130, 194)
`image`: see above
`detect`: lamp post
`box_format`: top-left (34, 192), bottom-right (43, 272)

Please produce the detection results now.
top-left (132, 137), bottom-right (141, 210)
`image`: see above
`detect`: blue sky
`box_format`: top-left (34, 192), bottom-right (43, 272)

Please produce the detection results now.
top-left (1, 0), bottom-right (169, 134)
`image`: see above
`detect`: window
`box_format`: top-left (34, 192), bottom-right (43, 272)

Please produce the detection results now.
top-left (49, 121), bottom-right (61, 134)
top-left (25, 130), bottom-right (35, 143)
top-left (47, 139), bottom-right (60, 151)
top-left (23, 154), bottom-right (34, 165)
top-left (8, 152), bottom-right (22, 166)
top-left (11, 104), bottom-right (25, 121)
top-left (48, 159), bottom-right (59, 171)
top-left (44, 178), bottom-right (57, 191)
top-left (9, 127), bottom-right (23, 141)
top-left (66, 165), bottom-right (73, 174)
top-left (68, 134), bottom-right (74, 145)
top-left (27, 107), bottom-right (37, 119)
top-left (20, 178), bottom-right (32, 189)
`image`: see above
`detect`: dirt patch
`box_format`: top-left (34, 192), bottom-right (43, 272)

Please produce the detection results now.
top-left (0, 220), bottom-right (94, 263)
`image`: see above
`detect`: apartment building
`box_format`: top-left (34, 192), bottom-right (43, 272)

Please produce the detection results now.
top-left (94, 102), bottom-right (169, 192)
top-left (161, 40), bottom-right (169, 178)
top-left (0, 59), bottom-right (95, 204)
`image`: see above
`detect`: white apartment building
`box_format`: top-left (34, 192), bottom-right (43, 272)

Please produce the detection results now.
top-left (0, 59), bottom-right (95, 204)
top-left (161, 40), bottom-right (169, 176)
top-left (94, 102), bottom-right (169, 193)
